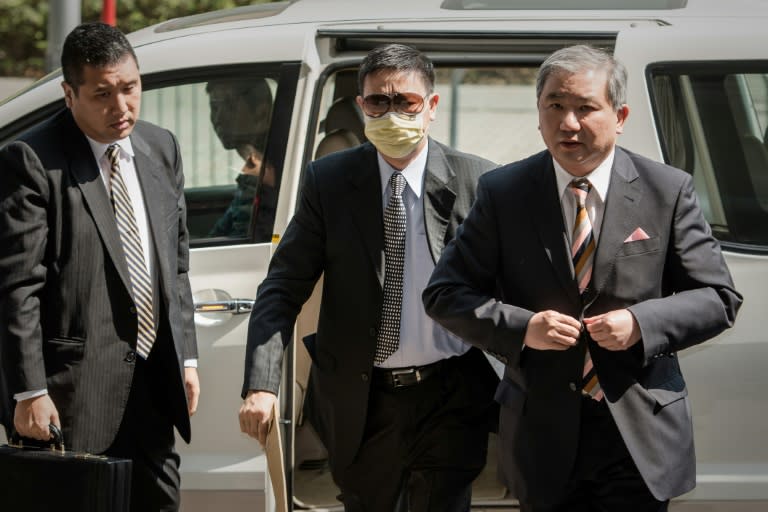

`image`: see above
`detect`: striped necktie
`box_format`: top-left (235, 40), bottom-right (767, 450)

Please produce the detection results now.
top-left (570, 178), bottom-right (602, 401)
top-left (375, 171), bottom-right (407, 364)
top-left (107, 144), bottom-right (156, 359)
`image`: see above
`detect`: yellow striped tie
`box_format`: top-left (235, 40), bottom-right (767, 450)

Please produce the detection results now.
top-left (570, 178), bottom-right (602, 401)
top-left (107, 144), bottom-right (155, 359)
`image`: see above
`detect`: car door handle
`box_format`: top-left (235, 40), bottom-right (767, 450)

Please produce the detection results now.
top-left (194, 299), bottom-right (254, 315)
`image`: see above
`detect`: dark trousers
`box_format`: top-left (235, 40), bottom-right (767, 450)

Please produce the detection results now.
top-left (105, 351), bottom-right (181, 512)
top-left (335, 349), bottom-right (497, 512)
top-left (521, 397), bottom-right (668, 512)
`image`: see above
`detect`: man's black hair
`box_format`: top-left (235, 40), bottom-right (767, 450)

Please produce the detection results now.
top-left (61, 22), bottom-right (138, 93)
top-left (357, 44), bottom-right (435, 94)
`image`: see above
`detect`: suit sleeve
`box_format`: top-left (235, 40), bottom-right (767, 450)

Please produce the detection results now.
top-left (423, 175), bottom-right (534, 367)
top-left (628, 174), bottom-right (742, 363)
top-left (0, 142), bottom-right (51, 394)
top-left (241, 162), bottom-right (325, 397)
top-left (170, 132), bottom-right (198, 361)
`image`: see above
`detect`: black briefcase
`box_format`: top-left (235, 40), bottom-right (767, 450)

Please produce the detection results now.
top-left (0, 425), bottom-right (132, 512)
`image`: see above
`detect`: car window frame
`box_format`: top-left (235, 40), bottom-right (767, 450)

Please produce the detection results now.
top-left (647, 59), bottom-right (768, 255)
top-left (141, 62), bottom-right (301, 248)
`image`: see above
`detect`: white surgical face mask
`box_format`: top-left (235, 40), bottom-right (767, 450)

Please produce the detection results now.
top-left (364, 111), bottom-right (426, 159)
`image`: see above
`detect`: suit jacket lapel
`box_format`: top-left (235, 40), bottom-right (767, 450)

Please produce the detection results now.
top-left (423, 139), bottom-right (456, 264)
top-left (529, 153), bottom-right (581, 304)
top-left (131, 129), bottom-right (169, 300)
top-left (591, 148), bottom-right (642, 295)
top-left (347, 143), bottom-right (385, 287)
top-left (64, 114), bottom-right (133, 293)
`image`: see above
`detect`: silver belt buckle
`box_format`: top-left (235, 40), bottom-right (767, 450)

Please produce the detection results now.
top-left (390, 367), bottom-right (418, 388)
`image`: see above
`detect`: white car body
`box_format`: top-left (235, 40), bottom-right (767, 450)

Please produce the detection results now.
top-left (1, 1), bottom-right (767, 510)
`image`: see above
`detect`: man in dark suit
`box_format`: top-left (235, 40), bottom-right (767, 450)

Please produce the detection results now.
top-left (0, 23), bottom-right (199, 511)
top-left (239, 44), bottom-right (499, 512)
top-left (423, 45), bottom-right (743, 511)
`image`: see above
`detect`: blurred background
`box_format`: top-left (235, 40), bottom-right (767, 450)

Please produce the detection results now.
top-left (0, 0), bottom-right (278, 100)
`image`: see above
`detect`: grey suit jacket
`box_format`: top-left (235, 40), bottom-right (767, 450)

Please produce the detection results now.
top-left (0, 109), bottom-right (197, 453)
top-left (423, 147), bottom-right (742, 503)
top-left (242, 138), bottom-right (498, 470)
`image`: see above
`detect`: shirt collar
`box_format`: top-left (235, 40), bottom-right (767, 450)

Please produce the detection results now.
top-left (86, 135), bottom-right (135, 163)
top-left (377, 144), bottom-right (428, 199)
top-left (553, 148), bottom-right (614, 203)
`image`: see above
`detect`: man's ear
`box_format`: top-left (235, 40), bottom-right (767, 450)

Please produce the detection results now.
top-left (61, 81), bottom-right (74, 108)
top-left (428, 93), bottom-right (440, 122)
top-left (615, 104), bottom-right (630, 134)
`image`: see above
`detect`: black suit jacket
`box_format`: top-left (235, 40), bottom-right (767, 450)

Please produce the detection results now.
top-left (242, 139), bottom-right (498, 470)
top-left (424, 147), bottom-right (742, 503)
top-left (0, 109), bottom-right (197, 453)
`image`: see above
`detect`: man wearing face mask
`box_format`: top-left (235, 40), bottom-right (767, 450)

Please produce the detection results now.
top-left (238, 44), bottom-right (499, 512)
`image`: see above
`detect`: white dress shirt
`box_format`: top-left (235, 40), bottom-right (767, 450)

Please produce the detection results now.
top-left (375, 147), bottom-right (470, 368)
top-left (553, 148), bottom-right (615, 251)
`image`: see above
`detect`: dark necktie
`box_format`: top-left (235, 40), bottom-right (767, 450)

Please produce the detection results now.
top-left (570, 178), bottom-right (602, 401)
top-left (107, 144), bottom-right (156, 359)
top-left (375, 172), bottom-right (407, 364)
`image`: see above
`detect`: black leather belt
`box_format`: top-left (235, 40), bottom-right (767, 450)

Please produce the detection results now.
top-left (372, 360), bottom-right (444, 389)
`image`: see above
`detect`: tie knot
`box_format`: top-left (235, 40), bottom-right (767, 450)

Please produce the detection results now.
top-left (106, 144), bottom-right (120, 165)
top-left (570, 178), bottom-right (591, 205)
top-left (390, 172), bottom-right (406, 197)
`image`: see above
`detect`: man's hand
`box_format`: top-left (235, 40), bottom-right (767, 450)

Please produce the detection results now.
top-left (239, 390), bottom-right (277, 447)
top-left (14, 395), bottom-right (60, 440)
top-left (584, 309), bottom-right (641, 351)
top-left (185, 367), bottom-right (200, 416)
top-left (523, 310), bottom-right (582, 350)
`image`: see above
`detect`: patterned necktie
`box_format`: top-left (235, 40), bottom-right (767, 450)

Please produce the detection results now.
top-left (375, 172), bottom-right (407, 364)
top-left (107, 144), bottom-right (156, 359)
top-left (570, 178), bottom-right (602, 401)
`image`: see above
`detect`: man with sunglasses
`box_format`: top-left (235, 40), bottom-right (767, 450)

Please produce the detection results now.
top-left (239, 43), bottom-right (499, 512)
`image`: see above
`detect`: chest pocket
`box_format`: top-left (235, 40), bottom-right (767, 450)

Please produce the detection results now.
top-left (618, 236), bottom-right (661, 257)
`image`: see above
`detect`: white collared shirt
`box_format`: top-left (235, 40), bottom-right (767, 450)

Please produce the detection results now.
top-left (86, 136), bottom-right (154, 278)
top-left (375, 147), bottom-right (470, 368)
top-left (553, 148), bottom-right (615, 248)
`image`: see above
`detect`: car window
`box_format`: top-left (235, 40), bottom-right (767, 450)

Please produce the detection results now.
top-left (141, 66), bottom-right (296, 247)
top-left (311, 65), bottom-right (544, 168)
top-left (650, 63), bottom-right (768, 250)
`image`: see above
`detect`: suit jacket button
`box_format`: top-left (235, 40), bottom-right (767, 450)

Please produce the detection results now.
top-left (129, 306), bottom-right (137, 315)
top-left (124, 351), bottom-right (136, 363)
top-left (369, 328), bottom-right (376, 337)
top-left (361, 373), bottom-right (369, 382)
top-left (569, 382), bottom-right (577, 391)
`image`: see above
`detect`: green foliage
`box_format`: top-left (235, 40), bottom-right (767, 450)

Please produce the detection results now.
top-left (0, 0), bottom-right (49, 76)
top-left (0, 0), bottom-right (275, 77)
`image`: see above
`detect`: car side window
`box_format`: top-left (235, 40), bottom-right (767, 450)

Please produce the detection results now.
top-left (141, 67), bottom-right (296, 247)
top-left (650, 64), bottom-right (768, 249)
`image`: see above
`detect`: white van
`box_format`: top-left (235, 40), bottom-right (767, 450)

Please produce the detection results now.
top-left (1, 1), bottom-right (767, 510)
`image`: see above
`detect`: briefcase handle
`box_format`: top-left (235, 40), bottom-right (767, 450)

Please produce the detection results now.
top-left (10, 424), bottom-right (65, 453)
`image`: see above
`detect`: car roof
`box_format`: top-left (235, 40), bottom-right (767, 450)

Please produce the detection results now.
top-left (127, 0), bottom-right (768, 48)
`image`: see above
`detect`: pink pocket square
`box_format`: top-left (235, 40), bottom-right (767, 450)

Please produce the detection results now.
top-left (624, 227), bottom-right (650, 243)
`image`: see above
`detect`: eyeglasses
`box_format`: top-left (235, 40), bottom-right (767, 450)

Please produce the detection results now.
top-left (361, 92), bottom-right (428, 118)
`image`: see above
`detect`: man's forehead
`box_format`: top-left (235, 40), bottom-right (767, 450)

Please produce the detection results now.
top-left (542, 69), bottom-right (609, 96)
top-left (81, 58), bottom-right (139, 85)
top-left (365, 69), bottom-right (425, 86)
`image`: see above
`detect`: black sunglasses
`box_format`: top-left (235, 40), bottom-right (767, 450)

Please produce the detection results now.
top-left (361, 92), bottom-right (428, 118)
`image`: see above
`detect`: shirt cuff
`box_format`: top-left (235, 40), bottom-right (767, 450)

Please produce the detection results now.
top-left (14, 389), bottom-right (48, 401)
top-left (184, 359), bottom-right (198, 368)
